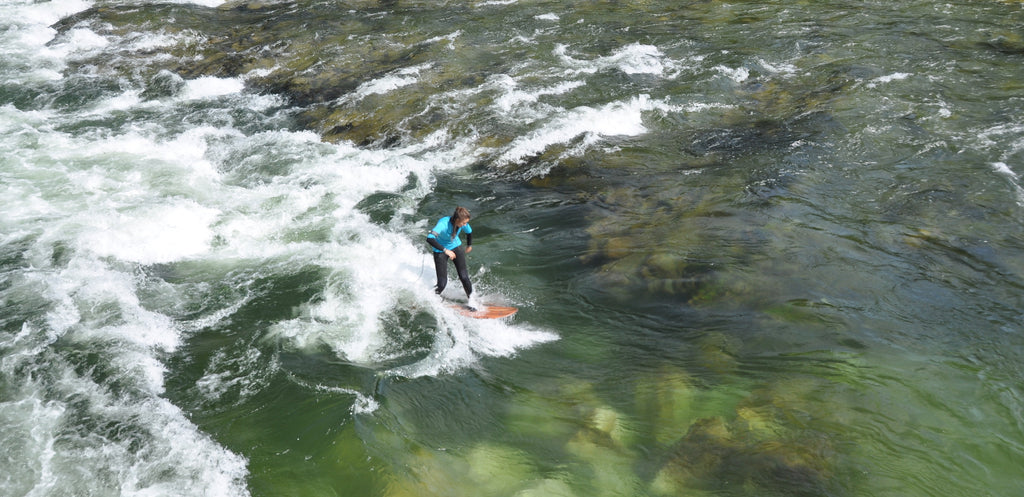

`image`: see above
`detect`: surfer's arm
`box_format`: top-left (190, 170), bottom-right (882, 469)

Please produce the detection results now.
top-left (427, 233), bottom-right (456, 259)
top-left (465, 233), bottom-right (472, 253)
top-left (426, 235), bottom-right (445, 252)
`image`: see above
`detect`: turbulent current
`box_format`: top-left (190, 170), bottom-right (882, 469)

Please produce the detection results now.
top-left (2, 0), bottom-right (1024, 496)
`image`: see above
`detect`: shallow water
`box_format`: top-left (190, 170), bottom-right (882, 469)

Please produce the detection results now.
top-left (2, 0), bottom-right (1024, 496)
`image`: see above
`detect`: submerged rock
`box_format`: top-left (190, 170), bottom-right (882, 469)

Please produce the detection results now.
top-left (651, 413), bottom-right (836, 497)
top-left (514, 478), bottom-right (577, 497)
top-left (383, 442), bottom-right (540, 497)
top-left (580, 184), bottom-right (738, 302)
top-left (642, 365), bottom-right (850, 497)
top-left (141, 70), bottom-right (187, 100)
top-left (695, 332), bottom-right (741, 375)
top-left (981, 30), bottom-right (1024, 55)
top-left (565, 429), bottom-right (644, 497)
top-left (465, 443), bottom-right (538, 496)
top-left (588, 405), bottom-right (637, 448)
top-left (634, 367), bottom-right (699, 445)
top-left (47, 2), bottom-right (477, 147)
top-left (650, 417), bottom-right (734, 495)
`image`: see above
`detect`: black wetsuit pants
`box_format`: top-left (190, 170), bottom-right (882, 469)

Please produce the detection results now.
top-left (433, 245), bottom-right (472, 297)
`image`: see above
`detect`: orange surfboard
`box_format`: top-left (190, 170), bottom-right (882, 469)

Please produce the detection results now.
top-left (449, 304), bottom-right (518, 319)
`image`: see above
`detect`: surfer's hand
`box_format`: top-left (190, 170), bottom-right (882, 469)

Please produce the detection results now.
top-left (465, 246), bottom-right (472, 254)
top-left (445, 249), bottom-right (455, 260)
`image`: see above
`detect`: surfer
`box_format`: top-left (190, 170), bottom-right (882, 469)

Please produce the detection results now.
top-left (427, 206), bottom-right (474, 303)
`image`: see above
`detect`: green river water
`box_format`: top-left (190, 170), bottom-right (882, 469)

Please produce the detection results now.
top-left (2, 0), bottom-right (1024, 496)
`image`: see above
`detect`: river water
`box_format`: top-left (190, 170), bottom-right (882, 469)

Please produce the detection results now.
top-left (2, 0), bottom-right (1024, 496)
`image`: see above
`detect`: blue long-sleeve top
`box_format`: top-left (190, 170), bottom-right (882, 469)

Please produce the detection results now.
top-left (426, 216), bottom-right (472, 252)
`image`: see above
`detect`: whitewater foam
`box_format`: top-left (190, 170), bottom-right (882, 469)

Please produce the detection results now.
top-left (993, 162), bottom-right (1018, 179)
top-left (555, 42), bottom-right (672, 76)
top-left (196, 346), bottom-right (277, 406)
top-left (350, 63), bottom-right (433, 101)
top-left (866, 72), bottom-right (912, 88)
top-left (0, 394), bottom-right (65, 497)
top-left (184, 76), bottom-right (247, 100)
top-left (488, 73), bottom-right (585, 120)
top-left (54, 25), bottom-right (110, 55)
top-left (715, 64), bottom-right (750, 83)
top-left (1, 4), bottom-right (255, 494)
top-left (2, 0), bottom-right (91, 28)
top-left (992, 162), bottom-right (1024, 206)
top-left (389, 300), bottom-right (558, 378)
top-left (78, 201), bottom-right (221, 264)
top-left (0, 2), bottom-right (562, 494)
top-left (496, 94), bottom-right (676, 175)
top-left (2, 316), bottom-right (249, 497)
top-left (165, 0), bottom-right (228, 7)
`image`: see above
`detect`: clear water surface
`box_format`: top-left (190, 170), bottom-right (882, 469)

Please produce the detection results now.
top-left (2, 0), bottom-right (1024, 496)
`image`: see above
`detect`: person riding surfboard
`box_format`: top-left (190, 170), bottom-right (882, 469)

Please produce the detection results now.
top-left (427, 206), bottom-right (475, 306)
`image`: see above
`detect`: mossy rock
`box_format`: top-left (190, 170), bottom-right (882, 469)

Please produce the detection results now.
top-left (383, 445), bottom-right (468, 497)
top-left (564, 430), bottom-right (643, 497)
top-left (465, 443), bottom-right (538, 495)
top-left (504, 380), bottom-right (598, 443)
top-left (696, 332), bottom-right (741, 375)
top-left (634, 367), bottom-right (698, 445)
top-left (586, 405), bottom-right (638, 448)
top-left (652, 413), bottom-right (834, 496)
top-left (140, 70), bottom-right (187, 100)
top-left (983, 30), bottom-right (1024, 54)
top-left (515, 478), bottom-right (577, 497)
top-left (654, 416), bottom-right (736, 492)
